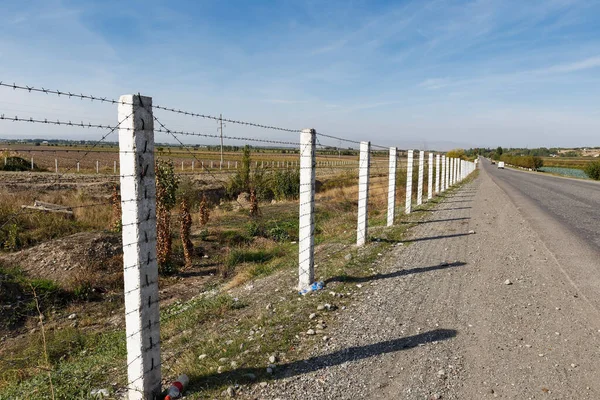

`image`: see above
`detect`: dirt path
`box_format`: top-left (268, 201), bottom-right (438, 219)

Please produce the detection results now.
top-left (244, 165), bottom-right (600, 399)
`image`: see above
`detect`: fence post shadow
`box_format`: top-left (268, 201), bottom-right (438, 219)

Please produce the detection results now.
top-left (182, 329), bottom-right (458, 395)
top-left (325, 261), bottom-right (466, 285)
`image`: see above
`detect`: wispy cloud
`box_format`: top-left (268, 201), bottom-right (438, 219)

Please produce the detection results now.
top-left (1, 0), bottom-right (600, 148)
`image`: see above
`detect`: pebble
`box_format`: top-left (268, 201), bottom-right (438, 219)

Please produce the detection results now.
top-left (230, 361), bottom-right (238, 368)
top-left (437, 369), bottom-right (446, 378)
top-left (266, 367), bottom-right (274, 374)
top-left (309, 313), bottom-right (317, 320)
top-left (68, 313), bottom-right (77, 320)
top-left (317, 305), bottom-right (325, 311)
top-left (218, 366), bottom-right (224, 373)
top-left (504, 279), bottom-right (513, 285)
top-left (316, 324), bottom-right (325, 330)
top-left (227, 386), bottom-right (236, 397)
top-left (307, 329), bottom-right (316, 335)
top-left (269, 355), bottom-right (277, 363)
top-left (260, 382), bottom-right (268, 388)
top-left (219, 357), bottom-right (229, 363)
top-left (198, 354), bottom-right (207, 360)
top-left (344, 254), bottom-right (352, 261)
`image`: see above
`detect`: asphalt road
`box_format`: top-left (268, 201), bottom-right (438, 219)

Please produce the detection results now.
top-left (482, 159), bottom-right (600, 250)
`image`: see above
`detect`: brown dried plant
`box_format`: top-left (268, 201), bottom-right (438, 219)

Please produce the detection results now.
top-left (198, 194), bottom-right (210, 226)
top-left (179, 197), bottom-right (193, 269)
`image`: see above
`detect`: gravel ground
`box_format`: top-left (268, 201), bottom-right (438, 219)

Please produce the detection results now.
top-left (240, 164), bottom-right (600, 399)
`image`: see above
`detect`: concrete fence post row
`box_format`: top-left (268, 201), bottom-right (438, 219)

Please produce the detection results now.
top-left (112, 105), bottom-right (479, 398)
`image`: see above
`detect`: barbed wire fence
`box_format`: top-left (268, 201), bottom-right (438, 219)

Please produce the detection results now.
top-left (0, 82), bottom-right (476, 399)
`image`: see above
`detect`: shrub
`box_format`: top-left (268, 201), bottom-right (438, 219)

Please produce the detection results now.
top-left (1, 156), bottom-right (43, 172)
top-left (272, 168), bottom-right (300, 200)
top-left (245, 221), bottom-right (262, 237)
top-left (227, 146), bottom-right (252, 197)
top-left (176, 177), bottom-right (200, 211)
top-left (268, 226), bottom-right (289, 242)
top-left (110, 184), bottom-right (121, 232)
top-left (155, 159), bottom-right (179, 274)
top-left (252, 167), bottom-right (274, 201)
top-left (500, 154), bottom-right (543, 170)
top-left (584, 161), bottom-right (600, 180)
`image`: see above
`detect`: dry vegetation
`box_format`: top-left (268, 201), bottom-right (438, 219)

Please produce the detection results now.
top-left (0, 148), bottom-right (435, 399)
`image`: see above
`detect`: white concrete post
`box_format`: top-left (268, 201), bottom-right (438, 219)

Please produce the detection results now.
top-left (96, 160), bottom-right (99, 174)
top-left (356, 141), bottom-right (371, 246)
top-left (441, 155), bottom-right (446, 191)
top-left (452, 158), bottom-right (458, 185)
top-left (298, 129), bottom-right (316, 291)
top-left (228, 161), bottom-right (230, 169)
top-left (448, 158), bottom-right (452, 186)
top-left (428, 152), bottom-right (433, 200)
top-left (435, 154), bottom-right (440, 194)
top-left (3, 157), bottom-right (6, 166)
top-left (446, 157), bottom-right (451, 187)
top-left (417, 150), bottom-right (424, 206)
top-left (387, 147), bottom-right (397, 227)
top-left (454, 158), bottom-right (457, 184)
top-left (405, 150), bottom-right (414, 214)
top-left (55, 159), bottom-right (58, 174)
top-left (455, 158), bottom-right (458, 183)
top-left (211, 160), bottom-right (214, 169)
top-left (77, 162), bottom-right (80, 173)
top-left (118, 94), bottom-right (161, 400)
top-left (181, 161), bottom-right (184, 171)
top-left (31, 157), bottom-right (34, 170)
top-left (453, 158), bottom-right (456, 184)
top-left (192, 160), bottom-right (194, 171)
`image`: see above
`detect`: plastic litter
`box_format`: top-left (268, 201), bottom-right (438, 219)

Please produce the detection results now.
top-left (164, 374), bottom-right (189, 400)
top-left (299, 281), bottom-right (324, 296)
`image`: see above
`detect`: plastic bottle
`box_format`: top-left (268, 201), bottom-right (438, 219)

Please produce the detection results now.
top-left (164, 374), bottom-right (189, 400)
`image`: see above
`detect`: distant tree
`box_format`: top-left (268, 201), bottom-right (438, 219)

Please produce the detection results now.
top-left (584, 161), bottom-right (600, 180)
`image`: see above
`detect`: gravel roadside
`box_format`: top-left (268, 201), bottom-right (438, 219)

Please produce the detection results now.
top-left (241, 166), bottom-right (600, 400)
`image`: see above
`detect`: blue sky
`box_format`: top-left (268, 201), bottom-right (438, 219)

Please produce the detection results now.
top-left (1, 0), bottom-right (600, 149)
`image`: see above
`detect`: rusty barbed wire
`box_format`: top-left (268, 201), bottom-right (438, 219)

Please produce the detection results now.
top-left (1, 80), bottom-right (301, 133)
top-left (0, 114), bottom-right (128, 130)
